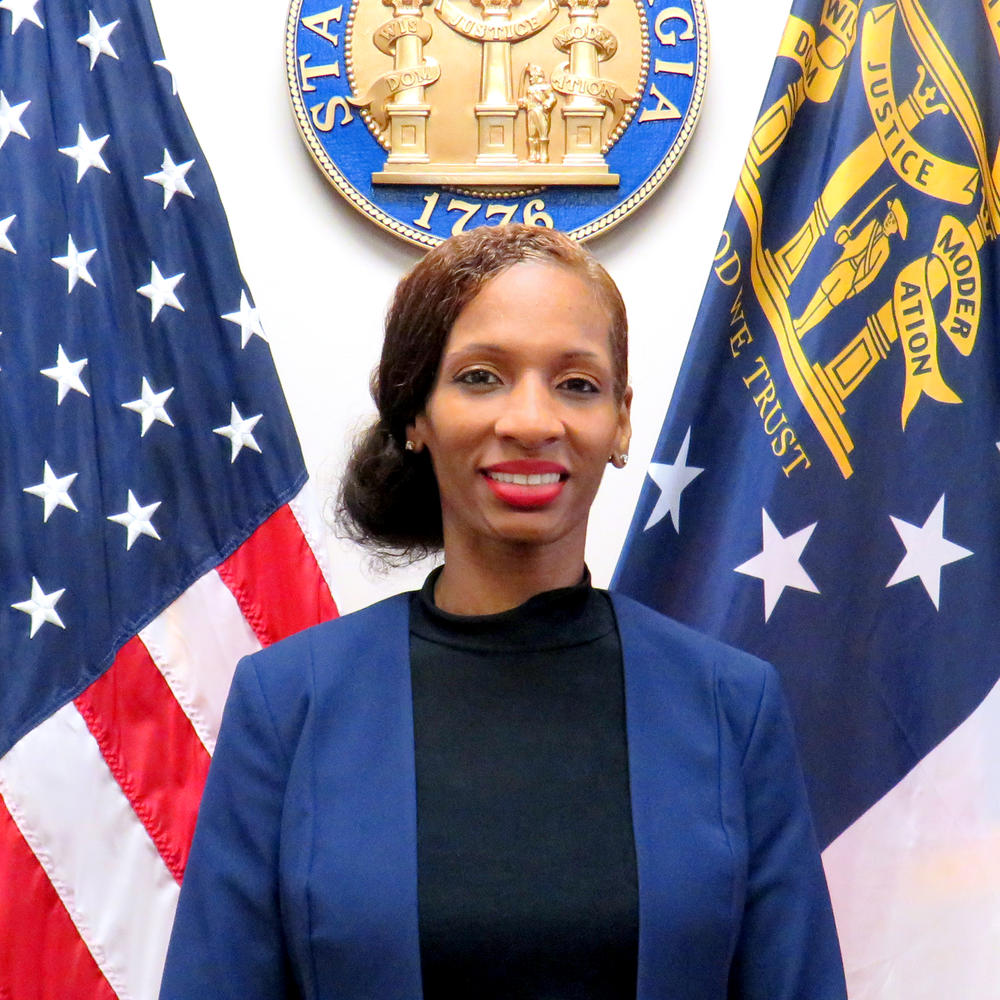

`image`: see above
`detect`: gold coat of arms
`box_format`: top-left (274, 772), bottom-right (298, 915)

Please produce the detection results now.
top-left (286, 0), bottom-right (706, 244)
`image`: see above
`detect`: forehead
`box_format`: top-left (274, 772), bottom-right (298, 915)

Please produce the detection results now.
top-left (444, 261), bottom-right (612, 356)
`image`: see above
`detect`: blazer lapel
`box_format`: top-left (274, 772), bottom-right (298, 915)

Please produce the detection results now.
top-left (612, 593), bottom-right (736, 1000)
top-left (307, 594), bottom-right (424, 998)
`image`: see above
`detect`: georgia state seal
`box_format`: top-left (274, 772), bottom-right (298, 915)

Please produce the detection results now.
top-left (285, 0), bottom-right (706, 245)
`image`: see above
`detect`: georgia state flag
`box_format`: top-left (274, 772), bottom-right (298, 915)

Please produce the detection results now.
top-left (615, 0), bottom-right (1000, 995)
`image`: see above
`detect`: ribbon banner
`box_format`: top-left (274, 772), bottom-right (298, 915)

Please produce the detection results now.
top-left (893, 257), bottom-right (961, 427)
top-left (931, 214), bottom-right (981, 356)
top-left (374, 15), bottom-right (434, 55)
top-left (433, 0), bottom-right (558, 42)
top-left (350, 57), bottom-right (442, 129)
top-left (860, 6), bottom-right (979, 205)
top-left (549, 67), bottom-right (632, 118)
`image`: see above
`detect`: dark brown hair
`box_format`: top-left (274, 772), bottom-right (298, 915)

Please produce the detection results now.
top-left (337, 224), bottom-right (628, 560)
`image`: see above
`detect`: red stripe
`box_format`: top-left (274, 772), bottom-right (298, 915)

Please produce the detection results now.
top-left (0, 799), bottom-right (118, 1000)
top-left (217, 502), bottom-right (338, 646)
top-left (73, 636), bottom-right (210, 884)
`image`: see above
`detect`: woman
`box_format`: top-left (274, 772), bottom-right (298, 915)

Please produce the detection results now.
top-left (160, 225), bottom-right (847, 999)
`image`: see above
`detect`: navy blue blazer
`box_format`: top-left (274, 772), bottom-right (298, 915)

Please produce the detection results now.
top-left (160, 591), bottom-right (846, 999)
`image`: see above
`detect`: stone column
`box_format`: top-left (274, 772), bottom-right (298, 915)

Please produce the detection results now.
top-left (381, 0), bottom-right (434, 163)
top-left (471, 0), bottom-right (521, 165)
top-left (557, 0), bottom-right (608, 165)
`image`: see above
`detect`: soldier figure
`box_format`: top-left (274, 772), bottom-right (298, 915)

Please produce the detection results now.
top-left (518, 64), bottom-right (558, 163)
top-left (795, 197), bottom-right (909, 338)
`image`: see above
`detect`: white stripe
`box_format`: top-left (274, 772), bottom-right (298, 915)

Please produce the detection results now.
top-left (140, 568), bottom-right (261, 755)
top-left (0, 703), bottom-right (179, 1000)
top-left (289, 481), bottom-right (336, 598)
top-left (823, 674), bottom-right (1000, 999)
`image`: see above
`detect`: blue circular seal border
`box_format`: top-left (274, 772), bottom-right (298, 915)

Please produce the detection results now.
top-left (285, 0), bottom-right (707, 246)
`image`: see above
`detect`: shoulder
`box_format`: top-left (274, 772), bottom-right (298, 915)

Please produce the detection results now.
top-left (227, 592), bottom-right (412, 734)
top-left (245, 591), bottom-right (411, 674)
top-left (607, 590), bottom-right (779, 744)
top-left (608, 590), bottom-right (772, 683)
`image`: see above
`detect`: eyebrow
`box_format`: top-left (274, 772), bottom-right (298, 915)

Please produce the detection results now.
top-left (443, 344), bottom-right (605, 363)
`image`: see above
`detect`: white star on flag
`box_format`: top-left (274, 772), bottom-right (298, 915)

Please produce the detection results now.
top-left (107, 490), bottom-right (162, 550)
top-left (77, 12), bottom-right (119, 69)
top-left (0, 213), bottom-right (14, 253)
top-left (154, 58), bottom-right (178, 94)
top-left (0, 91), bottom-right (30, 148)
top-left (643, 427), bottom-right (704, 532)
top-left (144, 149), bottom-right (195, 208)
top-left (58, 124), bottom-right (110, 182)
top-left (12, 578), bottom-right (66, 638)
top-left (222, 290), bottom-right (267, 348)
top-left (137, 261), bottom-right (185, 319)
top-left (40, 345), bottom-right (89, 404)
top-left (52, 234), bottom-right (97, 292)
top-left (122, 377), bottom-right (175, 436)
top-left (23, 461), bottom-right (79, 521)
top-left (887, 494), bottom-right (972, 610)
top-left (0, 0), bottom-right (43, 34)
top-left (736, 508), bottom-right (820, 622)
top-left (214, 403), bottom-right (263, 462)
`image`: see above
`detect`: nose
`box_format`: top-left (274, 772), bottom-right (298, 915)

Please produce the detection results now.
top-left (493, 375), bottom-right (564, 448)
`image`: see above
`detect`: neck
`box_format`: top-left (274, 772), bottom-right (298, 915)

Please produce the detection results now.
top-left (432, 535), bottom-right (587, 615)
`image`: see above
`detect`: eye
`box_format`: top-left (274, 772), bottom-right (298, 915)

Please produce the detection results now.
top-left (454, 368), bottom-right (501, 387)
top-left (558, 375), bottom-right (600, 394)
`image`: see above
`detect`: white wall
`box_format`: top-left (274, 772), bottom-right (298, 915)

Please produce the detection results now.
top-left (149, 0), bottom-right (790, 613)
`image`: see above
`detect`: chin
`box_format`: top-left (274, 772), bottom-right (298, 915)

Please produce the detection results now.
top-left (485, 512), bottom-right (586, 549)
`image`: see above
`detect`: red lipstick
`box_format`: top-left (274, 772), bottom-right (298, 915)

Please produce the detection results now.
top-left (482, 461), bottom-right (567, 509)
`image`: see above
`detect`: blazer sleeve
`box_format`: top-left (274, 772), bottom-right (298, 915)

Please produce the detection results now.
top-left (727, 663), bottom-right (848, 1000)
top-left (159, 653), bottom-right (297, 999)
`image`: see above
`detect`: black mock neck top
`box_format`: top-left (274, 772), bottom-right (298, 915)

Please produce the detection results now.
top-left (408, 568), bottom-right (639, 998)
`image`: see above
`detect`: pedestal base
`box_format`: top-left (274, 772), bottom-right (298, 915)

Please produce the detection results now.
top-left (475, 103), bottom-right (518, 164)
top-left (386, 104), bottom-right (431, 163)
top-left (371, 162), bottom-right (619, 185)
top-left (563, 108), bottom-right (606, 163)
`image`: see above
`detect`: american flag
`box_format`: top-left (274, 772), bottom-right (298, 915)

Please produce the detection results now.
top-left (615, 0), bottom-right (1000, 994)
top-left (0, 2), bottom-right (337, 996)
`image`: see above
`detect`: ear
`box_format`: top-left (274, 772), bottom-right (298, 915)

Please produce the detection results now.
top-left (405, 414), bottom-right (427, 453)
top-left (614, 385), bottom-right (633, 461)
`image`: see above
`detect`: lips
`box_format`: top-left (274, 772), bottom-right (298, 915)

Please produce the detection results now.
top-left (482, 461), bottom-right (567, 509)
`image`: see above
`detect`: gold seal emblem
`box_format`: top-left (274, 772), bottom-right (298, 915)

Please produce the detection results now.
top-left (287, 0), bottom-right (706, 244)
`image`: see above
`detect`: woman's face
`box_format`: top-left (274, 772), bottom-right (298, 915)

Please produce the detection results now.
top-left (408, 260), bottom-right (631, 561)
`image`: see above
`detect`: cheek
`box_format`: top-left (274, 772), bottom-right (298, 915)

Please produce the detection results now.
top-left (419, 398), bottom-right (485, 462)
top-left (586, 416), bottom-right (622, 457)
top-left (571, 444), bottom-right (611, 493)
top-left (421, 427), bottom-right (477, 492)
top-left (571, 425), bottom-right (620, 486)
